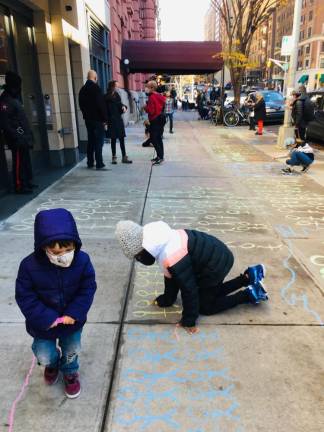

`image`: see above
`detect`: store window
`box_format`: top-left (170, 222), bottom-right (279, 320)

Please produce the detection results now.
top-left (88, 14), bottom-right (111, 92)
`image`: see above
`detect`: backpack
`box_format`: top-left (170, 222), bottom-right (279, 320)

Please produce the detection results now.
top-left (303, 97), bottom-right (315, 122)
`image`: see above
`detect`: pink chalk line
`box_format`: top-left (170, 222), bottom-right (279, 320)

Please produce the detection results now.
top-left (173, 325), bottom-right (180, 342)
top-left (7, 356), bottom-right (36, 432)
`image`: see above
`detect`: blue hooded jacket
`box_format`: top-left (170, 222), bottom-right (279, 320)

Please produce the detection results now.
top-left (15, 208), bottom-right (97, 340)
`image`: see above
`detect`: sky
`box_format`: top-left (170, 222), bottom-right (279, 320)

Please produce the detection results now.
top-left (159, 0), bottom-right (210, 41)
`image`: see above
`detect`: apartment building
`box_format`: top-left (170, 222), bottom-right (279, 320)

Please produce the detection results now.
top-left (0, 0), bottom-right (157, 196)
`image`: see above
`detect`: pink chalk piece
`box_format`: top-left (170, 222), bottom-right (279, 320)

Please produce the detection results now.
top-left (8, 356), bottom-right (36, 432)
top-left (55, 317), bottom-right (65, 325)
top-left (173, 326), bottom-right (180, 342)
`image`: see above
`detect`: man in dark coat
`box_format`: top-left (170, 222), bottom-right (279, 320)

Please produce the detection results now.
top-left (79, 70), bottom-right (108, 170)
top-left (0, 71), bottom-right (35, 194)
top-left (16, 208), bottom-right (96, 398)
top-left (105, 80), bottom-right (132, 164)
top-left (170, 85), bottom-right (177, 109)
top-left (291, 86), bottom-right (314, 140)
top-left (116, 220), bottom-right (268, 334)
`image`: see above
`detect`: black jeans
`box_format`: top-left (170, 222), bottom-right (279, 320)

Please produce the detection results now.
top-left (150, 116), bottom-right (164, 159)
top-left (199, 274), bottom-right (250, 315)
top-left (166, 113), bottom-right (173, 132)
top-left (11, 146), bottom-right (33, 191)
top-left (111, 137), bottom-right (126, 157)
top-left (85, 120), bottom-right (105, 167)
top-left (295, 127), bottom-right (306, 141)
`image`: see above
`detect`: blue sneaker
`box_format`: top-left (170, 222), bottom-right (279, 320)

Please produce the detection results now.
top-left (246, 286), bottom-right (260, 304)
top-left (255, 281), bottom-right (268, 302)
top-left (245, 264), bottom-right (266, 285)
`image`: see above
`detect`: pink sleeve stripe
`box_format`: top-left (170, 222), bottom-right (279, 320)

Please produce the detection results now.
top-left (163, 230), bottom-right (188, 270)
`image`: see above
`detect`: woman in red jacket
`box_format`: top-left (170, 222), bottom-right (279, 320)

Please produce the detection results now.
top-left (144, 81), bottom-right (166, 165)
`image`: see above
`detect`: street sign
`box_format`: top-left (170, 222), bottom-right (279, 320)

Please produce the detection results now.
top-left (281, 35), bottom-right (293, 56)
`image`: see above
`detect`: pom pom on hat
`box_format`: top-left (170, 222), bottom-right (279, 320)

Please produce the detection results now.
top-left (115, 220), bottom-right (144, 259)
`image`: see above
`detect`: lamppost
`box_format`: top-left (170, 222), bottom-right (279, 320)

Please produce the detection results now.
top-left (277, 0), bottom-right (303, 148)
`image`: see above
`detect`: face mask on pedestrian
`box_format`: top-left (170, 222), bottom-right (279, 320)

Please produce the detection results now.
top-left (135, 249), bottom-right (155, 266)
top-left (46, 249), bottom-right (75, 268)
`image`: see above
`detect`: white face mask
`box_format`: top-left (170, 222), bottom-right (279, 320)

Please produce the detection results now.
top-left (46, 249), bottom-right (75, 268)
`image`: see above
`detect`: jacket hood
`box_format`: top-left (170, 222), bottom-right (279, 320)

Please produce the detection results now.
top-left (142, 221), bottom-right (173, 259)
top-left (34, 208), bottom-right (82, 252)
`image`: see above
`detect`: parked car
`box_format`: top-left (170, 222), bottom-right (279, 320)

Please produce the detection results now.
top-left (249, 90), bottom-right (284, 123)
top-left (306, 90), bottom-right (324, 142)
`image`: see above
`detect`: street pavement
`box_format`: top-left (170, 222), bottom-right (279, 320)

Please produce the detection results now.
top-left (0, 112), bottom-right (323, 432)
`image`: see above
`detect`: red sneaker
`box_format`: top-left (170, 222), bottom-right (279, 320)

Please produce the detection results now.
top-left (44, 366), bottom-right (59, 385)
top-left (64, 373), bottom-right (81, 398)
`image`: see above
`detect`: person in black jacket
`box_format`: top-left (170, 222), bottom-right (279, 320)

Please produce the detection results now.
top-left (0, 71), bottom-right (35, 194)
top-left (291, 86), bottom-right (313, 140)
top-left (116, 220), bottom-right (268, 334)
top-left (105, 80), bottom-right (132, 164)
top-left (79, 70), bottom-right (107, 170)
top-left (253, 93), bottom-right (266, 135)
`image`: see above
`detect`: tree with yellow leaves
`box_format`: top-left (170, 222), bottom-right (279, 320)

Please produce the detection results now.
top-left (212, 0), bottom-right (287, 104)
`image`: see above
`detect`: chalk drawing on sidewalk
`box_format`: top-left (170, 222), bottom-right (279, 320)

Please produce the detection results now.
top-left (132, 267), bottom-right (182, 319)
top-left (275, 225), bottom-right (324, 326)
top-left (112, 328), bottom-right (243, 432)
top-left (7, 198), bottom-right (136, 234)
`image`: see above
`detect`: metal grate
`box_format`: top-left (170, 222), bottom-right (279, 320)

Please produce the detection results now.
top-left (90, 17), bottom-right (105, 47)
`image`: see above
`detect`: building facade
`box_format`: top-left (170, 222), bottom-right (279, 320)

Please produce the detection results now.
top-left (0, 0), bottom-right (157, 196)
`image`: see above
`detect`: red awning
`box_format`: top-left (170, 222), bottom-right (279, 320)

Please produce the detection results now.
top-left (122, 41), bottom-right (223, 74)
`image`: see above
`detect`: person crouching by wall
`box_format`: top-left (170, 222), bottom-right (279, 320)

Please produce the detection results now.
top-left (281, 138), bottom-right (314, 174)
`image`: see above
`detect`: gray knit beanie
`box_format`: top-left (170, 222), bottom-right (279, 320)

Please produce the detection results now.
top-left (115, 220), bottom-right (144, 259)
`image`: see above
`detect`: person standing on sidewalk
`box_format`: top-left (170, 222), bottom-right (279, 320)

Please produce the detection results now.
top-left (15, 208), bottom-right (97, 398)
top-left (0, 71), bottom-right (35, 194)
top-left (105, 80), bottom-right (132, 165)
top-left (79, 70), bottom-right (107, 170)
top-left (165, 91), bottom-right (175, 134)
top-left (253, 93), bottom-right (266, 136)
top-left (170, 84), bottom-right (177, 110)
top-left (144, 81), bottom-right (166, 166)
top-left (116, 220), bottom-right (268, 335)
top-left (291, 86), bottom-right (314, 140)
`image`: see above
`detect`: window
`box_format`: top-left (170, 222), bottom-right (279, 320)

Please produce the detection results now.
top-left (305, 44), bottom-right (310, 54)
top-left (305, 58), bottom-right (310, 68)
top-left (320, 57), bottom-right (324, 68)
top-left (308, 27), bottom-right (312, 38)
top-left (321, 42), bottom-right (324, 52)
top-left (309, 10), bottom-right (313, 21)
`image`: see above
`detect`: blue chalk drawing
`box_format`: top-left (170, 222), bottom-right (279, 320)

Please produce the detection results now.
top-left (113, 329), bottom-right (243, 431)
top-left (276, 224), bottom-right (324, 326)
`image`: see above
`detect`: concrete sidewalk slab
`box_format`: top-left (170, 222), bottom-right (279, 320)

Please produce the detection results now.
top-left (106, 325), bottom-right (324, 432)
top-left (0, 324), bottom-right (118, 432)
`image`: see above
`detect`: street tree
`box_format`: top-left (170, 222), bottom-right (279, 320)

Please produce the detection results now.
top-left (212, 0), bottom-right (287, 104)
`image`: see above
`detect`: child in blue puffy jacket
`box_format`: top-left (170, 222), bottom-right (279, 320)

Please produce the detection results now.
top-left (15, 208), bottom-right (96, 398)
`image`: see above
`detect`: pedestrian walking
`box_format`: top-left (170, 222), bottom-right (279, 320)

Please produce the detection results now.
top-left (165, 91), bottom-right (174, 134)
top-left (144, 81), bottom-right (166, 166)
top-left (209, 87), bottom-right (218, 103)
top-left (0, 71), bottom-right (36, 194)
top-left (281, 138), bottom-right (314, 174)
top-left (291, 85), bottom-right (315, 141)
top-left (105, 80), bottom-right (132, 165)
top-left (116, 220), bottom-right (268, 335)
top-left (244, 92), bottom-right (256, 131)
top-left (253, 92), bottom-right (266, 135)
top-left (170, 84), bottom-right (177, 110)
top-left (79, 70), bottom-right (107, 170)
top-left (15, 208), bottom-right (97, 398)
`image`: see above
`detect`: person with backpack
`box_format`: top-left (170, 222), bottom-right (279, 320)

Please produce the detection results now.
top-left (291, 85), bottom-right (315, 140)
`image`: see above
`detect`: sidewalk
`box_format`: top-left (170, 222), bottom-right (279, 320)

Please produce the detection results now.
top-left (0, 112), bottom-right (323, 432)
